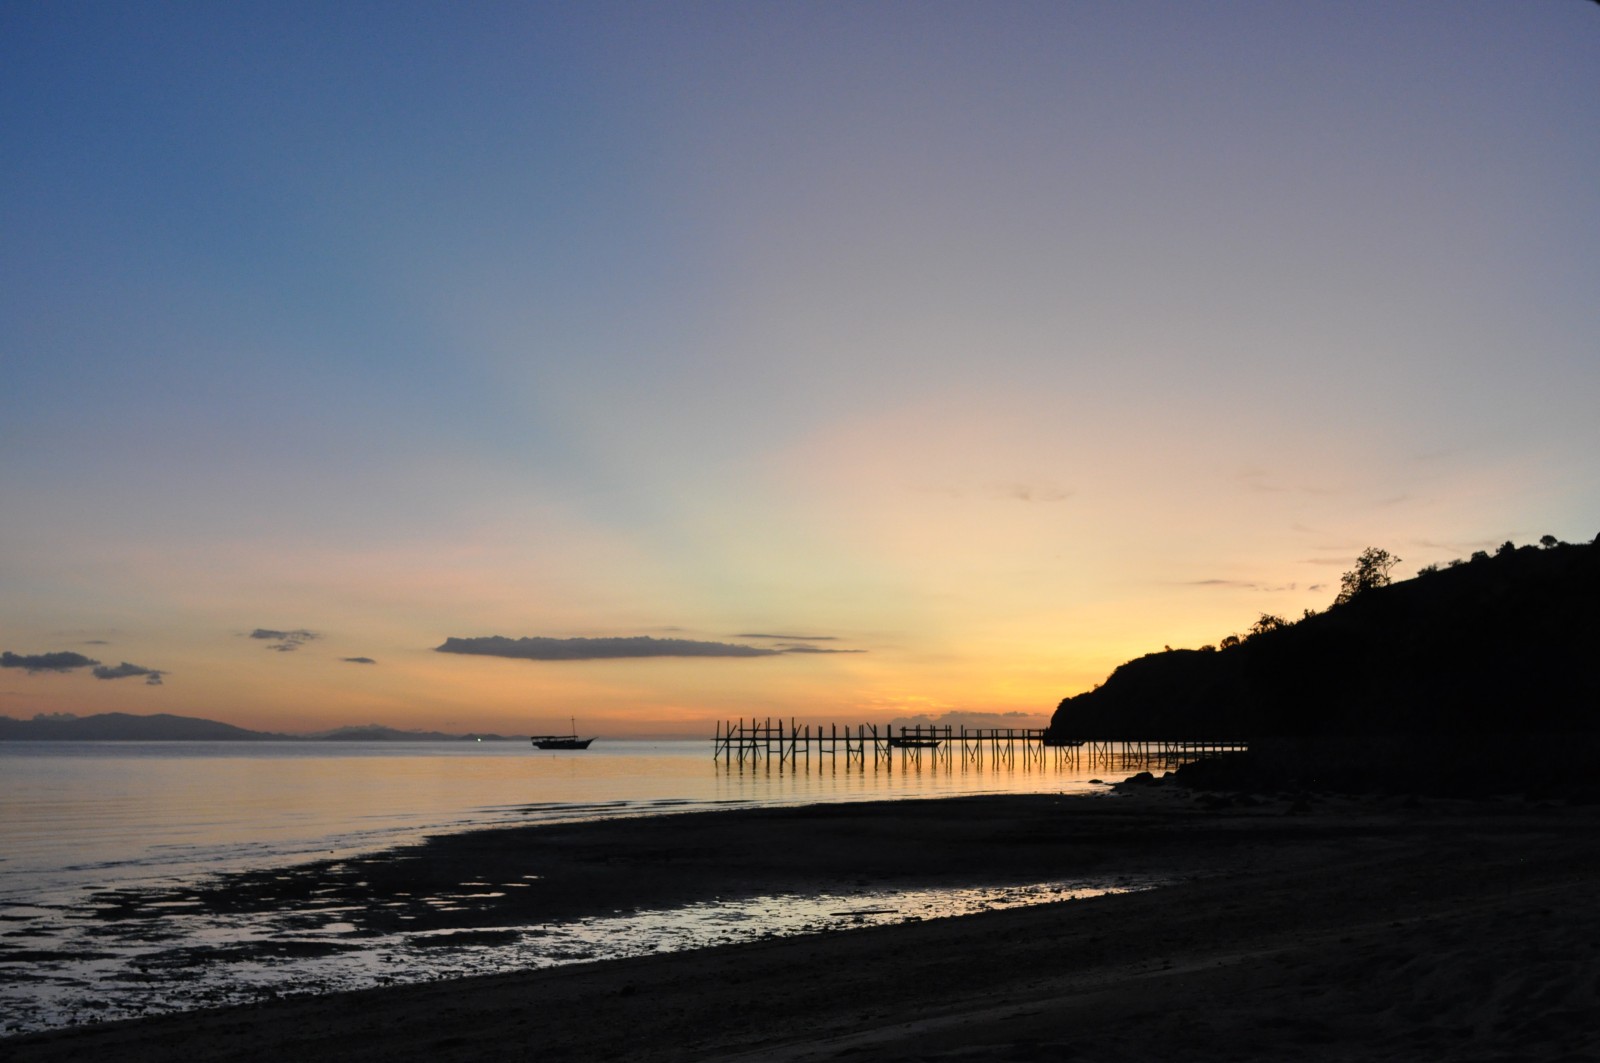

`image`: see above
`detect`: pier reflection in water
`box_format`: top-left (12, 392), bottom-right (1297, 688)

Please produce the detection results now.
top-left (713, 719), bottom-right (1246, 774)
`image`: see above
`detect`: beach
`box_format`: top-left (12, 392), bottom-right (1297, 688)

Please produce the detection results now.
top-left (7, 782), bottom-right (1599, 1062)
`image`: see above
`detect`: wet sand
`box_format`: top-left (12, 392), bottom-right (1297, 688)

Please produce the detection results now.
top-left (7, 784), bottom-right (1599, 1062)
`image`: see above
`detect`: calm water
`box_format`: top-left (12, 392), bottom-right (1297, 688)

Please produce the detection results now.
top-left (1, 739), bottom-right (1112, 898)
top-left (1, 739), bottom-right (1140, 1034)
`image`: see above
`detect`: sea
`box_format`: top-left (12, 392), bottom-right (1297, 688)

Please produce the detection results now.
top-left (0, 739), bottom-right (1148, 1036)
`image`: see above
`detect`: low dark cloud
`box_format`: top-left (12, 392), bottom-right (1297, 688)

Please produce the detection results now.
top-left (735, 634), bottom-right (863, 652)
top-left (1189, 578), bottom-right (1309, 594)
top-left (250, 628), bottom-right (320, 652)
top-left (1, 650), bottom-right (101, 674)
top-left (438, 635), bottom-right (782, 661)
top-left (737, 633), bottom-right (838, 641)
top-left (342, 657), bottom-right (376, 664)
top-left (775, 645), bottom-right (866, 654)
top-left (92, 662), bottom-right (166, 685)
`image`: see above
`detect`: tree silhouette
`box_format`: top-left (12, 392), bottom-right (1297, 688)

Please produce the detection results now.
top-left (1334, 547), bottom-right (1401, 605)
top-left (1249, 613), bottom-right (1288, 638)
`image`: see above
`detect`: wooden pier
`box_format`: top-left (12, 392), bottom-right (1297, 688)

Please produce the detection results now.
top-left (712, 719), bottom-right (1245, 772)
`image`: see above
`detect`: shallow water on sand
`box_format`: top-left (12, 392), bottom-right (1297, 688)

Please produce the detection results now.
top-left (1, 739), bottom-right (1139, 1035)
top-left (0, 874), bottom-right (1165, 1035)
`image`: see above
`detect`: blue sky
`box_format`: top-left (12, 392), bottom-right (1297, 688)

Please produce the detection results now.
top-left (3, 2), bottom-right (1597, 734)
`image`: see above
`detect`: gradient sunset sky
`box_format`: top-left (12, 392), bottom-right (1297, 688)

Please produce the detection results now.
top-left (4, 2), bottom-right (1597, 736)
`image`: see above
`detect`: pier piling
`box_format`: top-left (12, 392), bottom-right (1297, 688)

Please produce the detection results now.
top-left (713, 721), bottom-right (1244, 773)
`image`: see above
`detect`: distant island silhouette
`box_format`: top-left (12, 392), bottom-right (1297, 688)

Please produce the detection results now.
top-left (1047, 534), bottom-right (1600, 793)
top-left (0, 713), bottom-right (521, 742)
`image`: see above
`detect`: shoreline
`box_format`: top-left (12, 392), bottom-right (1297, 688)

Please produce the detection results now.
top-left (7, 784), bottom-right (1599, 1061)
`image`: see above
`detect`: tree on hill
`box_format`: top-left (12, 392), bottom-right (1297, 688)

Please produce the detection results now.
top-left (1248, 613), bottom-right (1288, 638)
top-left (1334, 547), bottom-right (1401, 605)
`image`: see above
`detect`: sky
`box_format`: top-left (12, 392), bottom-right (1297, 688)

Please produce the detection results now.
top-left (3, 2), bottom-right (1597, 737)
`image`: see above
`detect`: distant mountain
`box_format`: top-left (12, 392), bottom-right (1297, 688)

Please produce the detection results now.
top-left (1048, 537), bottom-right (1600, 742)
top-left (0, 713), bottom-right (521, 741)
top-left (304, 724), bottom-right (519, 742)
top-left (0, 712), bottom-right (290, 741)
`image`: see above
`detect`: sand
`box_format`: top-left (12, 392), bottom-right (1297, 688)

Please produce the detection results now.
top-left (6, 783), bottom-right (1599, 1062)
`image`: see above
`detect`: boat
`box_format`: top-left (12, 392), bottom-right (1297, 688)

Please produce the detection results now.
top-left (887, 736), bottom-right (943, 749)
top-left (530, 717), bottom-right (595, 750)
top-left (531, 735), bottom-right (594, 750)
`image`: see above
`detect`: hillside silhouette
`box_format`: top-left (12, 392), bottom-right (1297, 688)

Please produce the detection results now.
top-left (1048, 536), bottom-right (1600, 744)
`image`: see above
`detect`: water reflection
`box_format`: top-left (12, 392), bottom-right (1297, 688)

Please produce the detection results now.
top-left (0, 875), bottom-right (1164, 1036)
top-left (0, 741), bottom-right (1203, 1037)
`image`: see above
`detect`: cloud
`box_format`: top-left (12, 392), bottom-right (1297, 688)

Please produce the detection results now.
top-left (773, 645), bottom-right (867, 654)
top-left (735, 634), bottom-right (864, 652)
top-left (249, 629), bottom-right (320, 652)
top-left (342, 657), bottom-right (377, 664)
top-left (91, 661), bottom-right (166, 685)
top-left (1188, 579), bottom-right (1310, 594)
top-left (887, 710), bottom-right (1048, 730)
top-left (1, 650), bottom-right (101, 674)
top-left (2, 650), bottom-right (164, 683)
top-left (896, 710), bottom-right (1039, 723)
top-left (438, 635), bottom-right (786, 661)
top-left (737, 633), bottom-right (839, 641)
top-left (1001, 484), bottom-right (1072, 503)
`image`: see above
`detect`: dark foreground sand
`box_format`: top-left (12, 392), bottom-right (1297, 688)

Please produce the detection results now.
top-left (8, 784), bottom-right (1599, 1062)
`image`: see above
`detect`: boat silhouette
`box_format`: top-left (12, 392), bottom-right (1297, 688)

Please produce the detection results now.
top-left (530, 717), bottom-right (595, 750)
